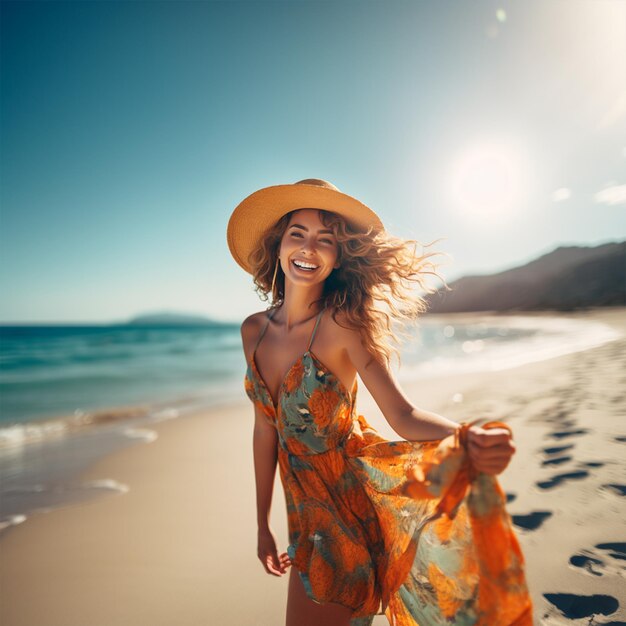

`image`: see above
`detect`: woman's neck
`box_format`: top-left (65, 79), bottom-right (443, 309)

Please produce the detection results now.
top-left (277, 285), bottom-right (325, 332)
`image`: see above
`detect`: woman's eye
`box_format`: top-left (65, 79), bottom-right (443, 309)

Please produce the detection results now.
top-left (289, 231), bottom-right (333, 245)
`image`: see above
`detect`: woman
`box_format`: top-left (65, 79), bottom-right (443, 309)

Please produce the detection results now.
top-left (227, 178), bottom-right (533, 626)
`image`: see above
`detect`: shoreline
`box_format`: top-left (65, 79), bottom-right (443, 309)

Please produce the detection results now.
top-left (1, 306), bottom-right (625, 625)
top-left (3, 306), bottom-right (619, 537)
top-left (2, 306), bottom-right (620, 445)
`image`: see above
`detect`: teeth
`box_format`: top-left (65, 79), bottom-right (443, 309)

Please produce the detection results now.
top-left (293, 260), bottom-right (318, 270)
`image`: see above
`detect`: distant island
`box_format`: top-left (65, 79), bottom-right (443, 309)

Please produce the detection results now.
top-left (425, 240), bottom-right (625, 314)
top-left (125, 312), bottom-right (235, 327)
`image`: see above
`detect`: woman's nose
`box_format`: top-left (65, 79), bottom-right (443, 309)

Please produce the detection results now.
top-left (299, 238), bottom-right (316, 254)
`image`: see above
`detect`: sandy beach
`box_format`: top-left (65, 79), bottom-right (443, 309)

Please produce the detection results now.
top-left (1, 307), bottom-right (624, 626)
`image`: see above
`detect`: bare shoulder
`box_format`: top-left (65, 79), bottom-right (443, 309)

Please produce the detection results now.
top-left (240, 310), bottom-right (271, 360)
top-left (326, 308), bottom-right (366, 352)
top-left (328, 307), bottom-right (378, 370)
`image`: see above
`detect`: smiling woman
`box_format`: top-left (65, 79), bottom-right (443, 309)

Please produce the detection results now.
top-left (227, 178), bottom-right (532, 626)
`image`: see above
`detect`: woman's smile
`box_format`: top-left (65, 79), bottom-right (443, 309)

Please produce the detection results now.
top-left (291, 258), bottom-right (319, 273)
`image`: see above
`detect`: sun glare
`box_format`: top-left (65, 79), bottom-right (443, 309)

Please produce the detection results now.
top-left (448, 142), bottom-right (525, 220)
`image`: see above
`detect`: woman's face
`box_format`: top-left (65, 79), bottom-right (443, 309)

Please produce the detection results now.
top-left (279, 209), bottom-right (340, 286)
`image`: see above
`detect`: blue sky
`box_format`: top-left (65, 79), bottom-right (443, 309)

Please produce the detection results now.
top-left (1, 0), bottom-right (624, 323)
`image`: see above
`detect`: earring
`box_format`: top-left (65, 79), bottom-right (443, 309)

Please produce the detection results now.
top-left (270, 256), bottom-right (280, 296)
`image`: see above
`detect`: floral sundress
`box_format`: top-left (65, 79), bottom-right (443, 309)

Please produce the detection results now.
top-left (244, 306), bottom-right (533, 626)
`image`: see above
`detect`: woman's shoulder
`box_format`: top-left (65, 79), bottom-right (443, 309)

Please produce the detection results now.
top-left (327, 307), bottom-right (384, 370)
top-left (241, 309), bottom-right (269, 327)
top-left (325, 307), bottom-right (364, 346)
top-left (240, 309), bottom-right (274, 333)
top-left (240, 309), bottom-right (274, 356)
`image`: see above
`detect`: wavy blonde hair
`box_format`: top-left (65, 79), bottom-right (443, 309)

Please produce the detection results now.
top-left (247, 209), bottom-right (450, 368)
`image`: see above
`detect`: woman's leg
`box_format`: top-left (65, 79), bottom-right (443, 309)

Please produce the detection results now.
top-left (285, 566), bottom-right (354, 626)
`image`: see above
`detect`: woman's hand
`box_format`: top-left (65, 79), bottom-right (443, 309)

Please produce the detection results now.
top-left (257, 527), bottom-right (292, 576)
top-left (466, 425), bottom-right (516, 476)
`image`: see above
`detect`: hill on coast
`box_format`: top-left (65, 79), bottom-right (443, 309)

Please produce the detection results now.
top-left (425, 240), bottom-right (625, 313)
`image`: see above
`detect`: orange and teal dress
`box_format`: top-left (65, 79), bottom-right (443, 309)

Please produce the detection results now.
top-left (244, 307), bottom-right (533, 626)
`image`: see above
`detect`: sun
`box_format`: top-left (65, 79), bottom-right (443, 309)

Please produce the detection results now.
top-left (448, 142), bottom-right (524, 219)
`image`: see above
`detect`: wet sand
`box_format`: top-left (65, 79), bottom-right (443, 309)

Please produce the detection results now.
top-left (1, 307), bottom-right (624, 626)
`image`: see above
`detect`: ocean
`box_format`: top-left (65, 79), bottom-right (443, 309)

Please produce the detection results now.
top-left (0, 312), bottom-right (620, 535)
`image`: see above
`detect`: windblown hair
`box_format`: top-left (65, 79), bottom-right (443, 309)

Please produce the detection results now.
top-left (247, 209), bottom-right (450, 369)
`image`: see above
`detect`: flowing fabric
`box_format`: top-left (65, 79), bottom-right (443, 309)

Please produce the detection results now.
top-left (245, 307), bottom-right (533, 625)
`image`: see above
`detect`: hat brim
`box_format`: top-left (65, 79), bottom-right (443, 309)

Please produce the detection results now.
top-left (227, 183), bottom-right (385, 274)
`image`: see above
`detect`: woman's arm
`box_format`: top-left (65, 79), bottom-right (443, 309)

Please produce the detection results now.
top-left (338, 318), bottom-right (516, 474)
top-left (241, 315), bottom-right (280, 529)
top-left (252, 411), bottom-right (290, 576)
top-left (339, 322), bottom-right (458, 441)
top-left (241, 315), bottom-right (290, 575)
top-left (252, 405), bottom-right (278, 532)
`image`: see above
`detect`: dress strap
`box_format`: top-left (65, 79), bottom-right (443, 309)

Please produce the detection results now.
top-left (307, 307), bottom-right (326, 352)
top-left (253, 307), bottom-right (277, 355)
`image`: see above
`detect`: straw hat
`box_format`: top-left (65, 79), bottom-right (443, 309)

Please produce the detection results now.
top-left (227, 178), bottom-right (385, 274)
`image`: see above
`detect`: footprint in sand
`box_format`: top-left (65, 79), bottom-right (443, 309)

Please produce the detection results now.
top-left (511, 510), bottom-right (552, 531)
top-left (543, 592), bottom-right (619, 620)
top-left (549, 428), bottom-right (589, 440)
top-left (601, 484), bottom-right (626, 497)
top-left (540, 443), bottom-right (575, 466)
top-left (613, 435), bottom-right (626, 443)
top-left (542, 444), bottom-right (575, 455)
top-left (569, 554), bottom-right (604, 576)
top-left (542, 455), bottom-right (572, 467)
top-left (536, 470), bottom-right (589, 490)
top-left (569, 542), bottom-right (626, 577)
